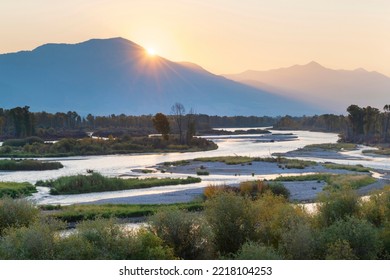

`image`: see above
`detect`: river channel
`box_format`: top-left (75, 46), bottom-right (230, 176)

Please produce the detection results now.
top-left (1, 129), bottom-right (389, 205)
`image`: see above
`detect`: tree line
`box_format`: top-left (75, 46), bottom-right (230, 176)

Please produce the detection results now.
top-left (2, 104), bottom-right (390, 144)
top-left (0, 105), bottom-right (276, 140)
top-left (343, 104), bottom-right (390, 144)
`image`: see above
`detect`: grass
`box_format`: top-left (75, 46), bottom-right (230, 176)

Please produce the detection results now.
top-left (194, 156), bottom-right (254, 165)
top-left (163, 160), bottom-right (191, 166)
top-left (0, 136), bottom-right (218, 158)
top-left (0, 159), bottom-right (63, 171)
top-left (193, 156), bottom-right (317, 169)
top-left (43, 202), bottom-right (205, 223)
top-left (323, 163), bottom-right (371, 173)
top-left (36, 172), bottom-right (201, 195)
top-left (0, 182), bottom-right (37, 198)
top-left (302, 143), bottom-right (358, 151)
top-left (140, 169), bottom-right (155, 174)
top-left (196, 170), bottom-right (210, 176)
top-left (272, 173), bottom-right (331, 182)
top-left (272, 173), bottom-right (376, 191)
top-left (362, 148), bottom-right (390, 156)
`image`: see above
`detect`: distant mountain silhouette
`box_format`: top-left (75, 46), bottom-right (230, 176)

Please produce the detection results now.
top-left (0, 38), bottom-right (318, 116)
top-left (225, 62), bottom-right (390, 113)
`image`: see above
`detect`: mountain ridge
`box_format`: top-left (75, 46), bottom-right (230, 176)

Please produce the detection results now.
top-left (0, 37), bottom-right (319, 116)
top-left (225, 62), bottom-right (390, 113)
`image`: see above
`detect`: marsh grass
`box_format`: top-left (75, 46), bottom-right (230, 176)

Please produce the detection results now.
top-left (46, 202), bottom-right (204, 222)
top-left (37, 172), bottom-right (201, 195)
top-left (194, 156), bottom-right (316, 168)
top-left (0, 159), bottom-right (63, 171)
top-left (272, 173), bottom-right (376, 191)
top-left (302, 143), bottom-right (358, 151)
top-left (0, 182), bottom-right (37, 198)
top-left (323, 163), bottom-right (370, 172)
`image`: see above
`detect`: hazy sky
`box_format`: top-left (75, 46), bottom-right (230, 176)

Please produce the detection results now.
top-left (1, 0), bottom-right (389, 75)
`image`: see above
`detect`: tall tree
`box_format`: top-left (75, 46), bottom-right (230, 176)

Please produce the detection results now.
top-left (186, 108), bottom-right (196, 144)
top-left (152, 113), bottom-right (170, 140)
top-left (347, 105), bottom-right (364, 141)
top-left (171, 103), bottom-right (185, 143)
top-left (382, 104), bottom-right (390, 143)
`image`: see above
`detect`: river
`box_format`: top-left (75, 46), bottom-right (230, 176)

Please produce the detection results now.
top-left (1, 129), bottom-right (388, 205)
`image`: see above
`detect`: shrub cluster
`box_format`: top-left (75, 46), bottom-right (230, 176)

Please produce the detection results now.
top-left (2, 186), bottom-right (390, 260)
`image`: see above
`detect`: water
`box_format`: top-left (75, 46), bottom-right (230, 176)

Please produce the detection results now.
top-left (1, 129), bottom-right (388, 205)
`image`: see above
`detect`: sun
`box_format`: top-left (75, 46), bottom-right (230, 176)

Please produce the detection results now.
top-left (146, 48), bottom-right (157, 56)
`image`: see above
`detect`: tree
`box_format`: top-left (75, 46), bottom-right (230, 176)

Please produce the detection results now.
top-left (9, 106), bottom-right (35, 138)
top-left (347, 105), bottom-right (364, 141)
top-left (152, 113), bottom-right (170, 140)
top-left (171, 103), bottom-right (185, 143)
top-left (383, 104), bottom-right (390, 142)
top-left (186, 108), bottom-right (196, 144)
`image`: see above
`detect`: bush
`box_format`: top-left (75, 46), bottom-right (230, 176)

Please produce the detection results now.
top-left (0, 197), bottom-right (39, 235)
top-left (319, 216), bottom-right (381, 259)
top-left (55, 218), bottom-right (175, 260)
top-left (278, 220), bottom-right (315, 259)
top-left (233, 241), bottom-right (282, 260)
top-left (238, 180), bottom-right (290, 199)
top-left (149, 209), bottom-right (215, 259)
top-left (251, 193), bottom-right (305, 247)
top-left (0, 220), bottom-right (61, 259)
top-left (205, 192), bottom-right (257, 255)
top-left (361, 188), bottom-right (390, 227)
top-left (325, 240), bottom-right (358, 260)
top-left (316, 189), bottom-right (360, 227)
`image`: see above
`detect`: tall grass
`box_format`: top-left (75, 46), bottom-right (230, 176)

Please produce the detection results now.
top-left (272, 173), bottom-right (376, 191)
top-left (0, 159), bottom-right (63, 171)
top-left (0, 182), bottom-right (37, 198)
top-left (46, 202), bottom-right (204, 223)
top-left (37, 172), bottom-right (201, 195)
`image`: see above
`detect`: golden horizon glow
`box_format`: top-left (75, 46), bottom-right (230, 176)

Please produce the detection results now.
top-left (146, 48), bottom-right (157, 56)
top-left (1, 1), bottom-right (390, 76)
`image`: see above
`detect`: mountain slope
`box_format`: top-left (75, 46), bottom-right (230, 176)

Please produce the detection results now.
top-left (225, 61), bottom-right (390, 113)
top-left (0, 38), bottom-right (318, 116)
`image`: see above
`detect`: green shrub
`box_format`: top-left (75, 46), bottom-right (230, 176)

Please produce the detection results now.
top-left (149, 209), bottom-right (215, 259)
top-left (55, 218), bottom-right (175, 260)
top-left (316, 189), bottom-right (360, 227)
top-left (233, 241), bottom-right (282, 260)
top-left (205, 192), bottom-right (257, 255)
top-left (251, 193), bottom-right (306, 247)
top-left (0, 220), bottom-right (62, 259)
top-left (325, 240), bottom-right (358, 260)
top-left (319, 216), bottom-right (381, 259)
top-left (361, 188), bottom-right (390, 227)
top-left (0, 197), bottom-right (39, 235)
top-left (279, 221), bottom-right (315, 259)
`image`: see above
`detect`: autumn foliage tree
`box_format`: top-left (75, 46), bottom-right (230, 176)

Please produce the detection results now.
top-left (152, 113), bottom-right (170, 140)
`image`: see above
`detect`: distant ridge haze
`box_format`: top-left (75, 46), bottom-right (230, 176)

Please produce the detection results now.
top-left (0, 37), bottom-right (319, 116)
top-left (225, 61), bottom-right (390, 113)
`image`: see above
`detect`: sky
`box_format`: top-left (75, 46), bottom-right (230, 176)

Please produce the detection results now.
top-left (1, 0), bottom-right (390, 76)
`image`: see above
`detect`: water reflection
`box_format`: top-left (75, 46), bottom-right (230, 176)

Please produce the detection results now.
top-left (5, 129), bottom-right (388, 205)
